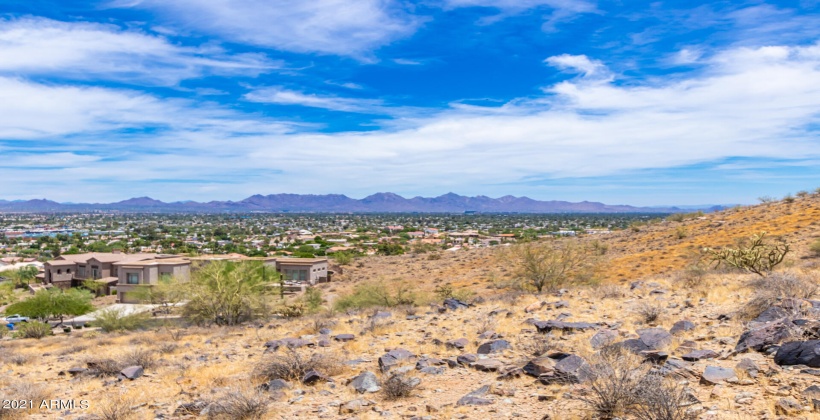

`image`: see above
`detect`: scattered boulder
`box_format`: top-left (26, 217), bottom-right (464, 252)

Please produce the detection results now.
top-left (775, 397), bottom-right (803, 416)
top-left (478, 330), bottom-right (499, 340)
top-left (445, 338), bottom-right (468, 350)
top-left (65, 367), bottom-right (88, 376)
top-left (539, 354), bottom-right (588, 384)
top-left (736, 358), bottom-right (759, 378)
top-left (523, 357), bottom-right (556, 377)
top-left (735, 320), bottom-right (799, 353)
top-left (119, 366), bottom-right (143, 380)
top-left (477, 340), bottom-right (511, 354)
top-left (753, 306), bottom-right (789, 323)
top-left (260, 379), bottom-right (291, 391)
top-left (637, 328), bottom-right (672, 350)
top-left (670, 320), bottom-right (696, 335)
top-left (371, 311), bottom-right (392, 319)
top-left (682, 349), bottom-right (720, 362)
top-left (700, 366), bottom-right (737, 385)
top-left (302, 369), bottom-right (330, 385)
top-left (533, 320), bottom-right (599, 334)
top-left (590, 329), bottom-right (618, 349)
top-left (443, 298), bottom-right (470, 311)
top-left (457, 385), bottom-right (495, 406)
top-left (349, 371), bottom-right (380, 393)
top-left (457, 354), bottom-right (478, 365)
top-left (775, 340), bottom-right (820, 367)
top-left (334, 334), bottom-right (355, 342)
top-left (416, 357), bottom-right (446, 370)
top-left (471, 359), bottom-right (504, 372)
top-left (379, 348), bottom-right (415, 372)
top-left (174, 401), bottom-right (208, 416)
top-left (339, 399), bottom-right (368, 414)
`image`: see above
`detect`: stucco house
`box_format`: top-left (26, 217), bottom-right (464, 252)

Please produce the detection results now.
top-left (115, 257), bottom-right (191, 303)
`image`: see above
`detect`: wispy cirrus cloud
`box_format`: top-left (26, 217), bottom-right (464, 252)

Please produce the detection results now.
top-left (442, 0), bottom-right (597, 29)
top-left (0, 17), bottom-right (279, 85)
top-left (244, 87), bottom-right (385, 113)
top-left (115, 0), bottom-right (423, 59)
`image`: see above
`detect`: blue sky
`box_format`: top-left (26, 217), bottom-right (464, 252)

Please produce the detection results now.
top-left (1, 0), bottom-right (818, 206)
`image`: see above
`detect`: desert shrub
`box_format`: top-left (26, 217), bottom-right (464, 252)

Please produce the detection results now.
top-left (85, 357), bottom-right (126, 377)
top-left (515, 334), bottom-right (552, 357)
top-left (206, 388), bottom-right (269, 420)
top-left (679, 264), bottom-right (708, 289)
top-left (797, 190), bottom-right (809, 198)
top-left (508, 240), bottom-right (601, 293)
top-left (184, 260), bottom-right (272, 326)
top-left (381, 373), bottom-right (418, 400)
top-left (97, 396), bottom-right (135, 420)
top-left (334, 281), bottom-right (418, 311)
top-left (123, 348), bottom-right (157, 369)
top-left (579, 347), bottom-right (648, 419)
top-left (303, 287), bottom-right (323, 313)
top-left (810, 239), bottom-right (820, 256)
top-left (632, 374), bottom-right (697, 420)
top-left (309, 317), bottom-right (335, 334)
top-left (593, 284), bottom-right (625, 299)
top-left (427, 253), bottom-right (441, 261)
top-left (158, 343), bottom-right (178, 354)
top-left (277, 301), bottom-right (305, 318)
top-left (332, 252), bottom-right (353, 265)
top-left (433, 284), bottom-right (473, 301)
top-left (783, 194), bottom-right (795, 203)
top-left (738, 271), bottom-right (819, 320)
top-left (14, 321), bottom-right (52, 339)
top-left (0, 382), bottom-right (50, 419)
top-left (256, 349), bottom-right (341, 381)
top-left (8, 354), bottom-right (32, 366)
top-left (675, 226), bottom-right (688, 240)
top-left (93, 308), bottom-right (149, 332)
top-left (634, 302), bottom-right (665, 324)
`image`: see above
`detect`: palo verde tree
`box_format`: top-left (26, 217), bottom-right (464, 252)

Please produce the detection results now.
top-left (128, 275), bottom-right (186, 314)
top-left (706, 232), bottom-right (789, 276)
top-left (183, 260), bottom-right (273, 326)
top-left (5, 288), bottom-right (93, 326)
top-left (508, 239), bottom-right (599, 293)
top-left (7, 265), bottom-right (38, 289)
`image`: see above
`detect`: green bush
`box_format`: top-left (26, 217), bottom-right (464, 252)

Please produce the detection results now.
top-left (332, 252), bottom-right (353, 265)
top-left (334, 281), bottom-right (417, 311)
top-left (92, 308), bottom-right (149, 332)
top-left (14, 321), bottom-right (53, 339)
top-left (303, 287), bottom-right (323, 313)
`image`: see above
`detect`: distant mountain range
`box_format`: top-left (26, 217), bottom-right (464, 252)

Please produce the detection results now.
top-left (0, 193), bottom-right (727, 213)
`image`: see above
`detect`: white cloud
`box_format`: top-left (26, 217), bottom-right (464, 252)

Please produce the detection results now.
top-left (1, 43), bottom-right (819, 203)
top-left (117, 0), bottom-right (422, 58)
top-left (244, 87), bottom-right (386, 113)
top-left (545, 54), bottom-right (611, 80)
top-left (0, 17), bottom-right (278, 85)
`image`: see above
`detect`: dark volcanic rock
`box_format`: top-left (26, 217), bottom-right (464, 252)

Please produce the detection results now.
top-left (682, 349), bottom-right (720, 362)
top-left (457, 385), bottom-right (495, 406)
top-left (334, 334), bottom-right (355, 342)
top-left (670, 320), bottom-right (696, 335)
top-left (119, 366), bottom-right (143, 380)
top-left (775, 340), bottom-right (820, 367)
top-left (349, 371), bottom-right (380, 393)
top-left (476, 340), bottom-right (511, 354)
top-left (260, 379), bottom-right (291, 391)
top-left (735, 321), bottom-right (797, 353)
top-left (523, 357), bottom-right (556, 377)
top-left (700, 366), bottom-right (737, 385)
top-left (302, 369), bottom-right (330, 385)
top-left (533, 320), bottom-right (599, 333)
top-left (378, 348), bottom-right (415, 372)
top-left (443, 298), bottom-right (470, 311)
top-left (539, 355), bottom-right (588, 384)
top-left (457, 353), bottom-right (478, 365)
top-left (637, 328), bottom-right (672, 350)
top-left (472, 359), bottom-right (504, 372)
top-left (590, 329), bottom-right (619, 349)
top-left (445, 338), bottom-right (469, 350)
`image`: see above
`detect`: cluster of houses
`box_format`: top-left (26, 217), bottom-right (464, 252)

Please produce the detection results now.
top-left (40, 252), bottom-right (330, 304)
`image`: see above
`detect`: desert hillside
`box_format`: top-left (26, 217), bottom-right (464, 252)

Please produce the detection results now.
top-left (1, 195), bottom-right (820, 420)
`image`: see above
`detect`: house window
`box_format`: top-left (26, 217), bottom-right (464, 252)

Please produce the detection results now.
top-left (67, 269), bottom-right (71, 274)
top-left (91, 265), bottom-right (99, 279)
top-left (78, 266), bottom-right (85, 277)
top-left (57, 269), bottom-right (62, 274)
top-left (126, 273), bottom-right (140, 285)
top-left (283, 269), bottom-right (308, 281)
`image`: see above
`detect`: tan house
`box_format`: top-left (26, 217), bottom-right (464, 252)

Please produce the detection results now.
top-left (115, 258), bottom-right (191, 303)
top-left (263, 257), bottom-right (331, 285)
top-left (44, 252), bottom-right (159, 289)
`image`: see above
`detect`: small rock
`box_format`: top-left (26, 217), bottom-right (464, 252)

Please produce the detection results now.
top-left (775, 397), bottom-right (803, 415)
top-left (682, 349), bottom-right (720, 362)
top-left (670, 320), bottom-right (696, 335)
top-left (349, 371), bottom-right (380, 393)
top-left (477, 340), bottom-right (511, 354)
top-left (119, 366), bottom-right (144, 380)
top-left (700, 366), bottom-right (738, 385)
